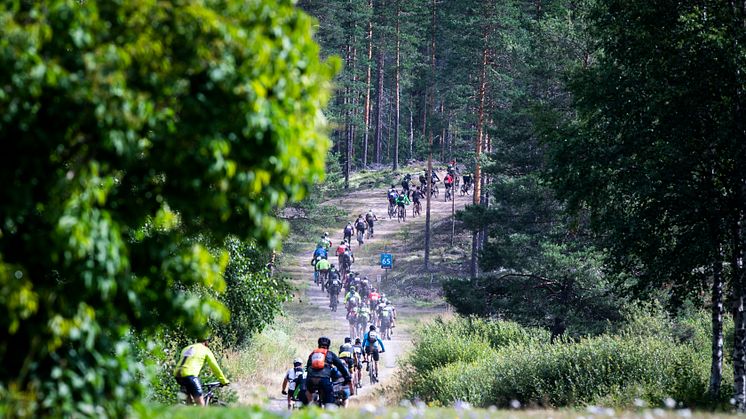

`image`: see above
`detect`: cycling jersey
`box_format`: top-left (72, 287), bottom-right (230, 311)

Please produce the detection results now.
top-left (395, 195), bottom-right (411, 206)
top-left (362, 331), bottom-right (385, 352)
top-left (316, 258), bottom-right (331, 271)
top-left (344, 291), bottom-right (360, 304)
top-left (173, 343), bottom-right (229, 385)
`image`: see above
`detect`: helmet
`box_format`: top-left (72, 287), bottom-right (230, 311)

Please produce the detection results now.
top-left (386, 300), bottom-right (391, 305)
top-left (318, 336), bottom-right (331, 348)
top-left (344, 337), bottom-right (351, 343)
top-left (294, 358), bottom-right (303, 365)
top-left (355, 338), bottom-right (361, 344)
top-left (369, 325), bottom-right (377, 331)
top-left (391, 184), bottom-right (395, 188)
top-left (330, 264), bottom-right (336, 268)
top-left (324, 232), bottom-right (329, 237)
top-left (350, 286), bottom-right (356, 291)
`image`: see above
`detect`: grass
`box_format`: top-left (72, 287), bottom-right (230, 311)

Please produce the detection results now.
top-left (132, 403), bottom-right (740, 419)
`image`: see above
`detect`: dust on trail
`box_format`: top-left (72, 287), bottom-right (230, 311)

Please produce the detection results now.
top-left (263, 172), bottom-right (468, 411)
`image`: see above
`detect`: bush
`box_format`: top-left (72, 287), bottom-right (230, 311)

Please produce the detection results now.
top-left (404, 315), bottom-right (731, 409)
top-left (407, 318), bottom-right (495, 374)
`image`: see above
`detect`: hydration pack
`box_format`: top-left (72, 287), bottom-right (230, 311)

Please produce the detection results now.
top-left (344, 226), bottom-right (353, 235)
top-left (310, 348), bottom-right (329, 370)
top-left (356, 220), bottom-right (366, 230)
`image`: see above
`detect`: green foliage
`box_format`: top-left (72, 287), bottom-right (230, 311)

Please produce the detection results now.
top-left (216, 238), bottom-right (291, 348)
top-left (405, 314), bottom-right (731, 409)
top-left (0, 0), bottom-right (336, 416)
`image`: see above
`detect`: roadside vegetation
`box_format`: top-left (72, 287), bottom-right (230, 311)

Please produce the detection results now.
top-left (402, 313), bottom-right (733, 410)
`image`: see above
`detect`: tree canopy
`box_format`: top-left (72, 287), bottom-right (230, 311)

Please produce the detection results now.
top-left (0, 0), bottom-right (337, 415)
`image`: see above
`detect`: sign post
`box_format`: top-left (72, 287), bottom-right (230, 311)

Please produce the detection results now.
top-left (380, 253), bottom-right (393, 283)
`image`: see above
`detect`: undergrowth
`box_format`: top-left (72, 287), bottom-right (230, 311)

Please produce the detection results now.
top-left (403, 312), bottom-right (733, 410)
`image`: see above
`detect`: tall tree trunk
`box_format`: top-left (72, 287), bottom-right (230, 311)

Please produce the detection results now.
top-left (344, 41), bottom-right (352, 189)
top-left (409, 101), bottom-right (414, 160)
top-left (470, 28), bottom-right (489, 279)
top-left (374, 43), bottom-right (384, 164)
top-left (440, 102), bottom-right (446, 161)
top-left (393, 1), bottom-right (401, 170)
top-left (424, 0), bottom-right (436, 270)
top-left (351, 24), bottom-right (358, 163)
top-left (710, 253), bottom-right (725, 398)
top-left (363, 0), bottom-right (373, 167)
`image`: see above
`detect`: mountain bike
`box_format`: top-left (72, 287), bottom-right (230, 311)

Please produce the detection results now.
top-left (330, 291), bottom-right (339, 312)
top-left (179, 382), bottom-right (228, 406)
top-left (445, 185), bottom-right (452, 202)
top-left (413, 200), bottom-right (421, 217)
top-left (397, 205), bottom-right (406, 222)
top-left (387, 200), bottom-right (396, 218)
top-left (356, 229), bottom-right (364, 246)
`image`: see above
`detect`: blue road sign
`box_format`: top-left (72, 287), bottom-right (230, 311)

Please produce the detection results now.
top-left (380, 253), bottom-right (393, 269)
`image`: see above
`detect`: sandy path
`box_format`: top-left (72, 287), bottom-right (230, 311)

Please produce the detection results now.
top-left (265, 173), bottom-right (467, 410)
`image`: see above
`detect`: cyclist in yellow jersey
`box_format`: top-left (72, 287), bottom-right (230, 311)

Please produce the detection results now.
top-left (173, 337), bottom-right (230, 405)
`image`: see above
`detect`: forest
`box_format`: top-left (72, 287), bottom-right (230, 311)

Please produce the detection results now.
top-left (1, 0), bottom-right (746, 417)
top-left (299, 0), bottom-right (746, 411)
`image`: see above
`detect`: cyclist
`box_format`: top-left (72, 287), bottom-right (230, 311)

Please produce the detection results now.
top-left (173, 336), bottom-right (230, 406)
top-left (315, 257), bottom-right (330, 286)
top-left (354, 215), bottom-right (367, 246)
top-left (330, 365), bottom-right (352, 407)
top-left (340, 248), bottom-right (355, 278)
top-left (430, 170), bottom-right (440, 186)
top-left (411, 187), bottom-right (424, 215)
top-left (352, 338), bottom-right (364, 387)
top-left (344, 286), bottom-right (360, 308)
top-left (380, 301), bottom-right (396, 339)
top-left (461, 173), bottom-right (472, 195)
top-left (281, 358), bottom-right (306, 409)
top-left (401, 173), bottom-right (412, 194)
top-left (343, 222), bottom-right (354, 244)
top-left (444, 172), bottom-right (454, 199)
top-left (312, 244), bottom-right (327, 261)
top-left (365, 209), bottom-right (378, 238)
top-left (305, 337), bottom-right (351, 408)
top-left (318, 233), bottom-right (332, 251)
top-left (338, 337), bottom-right (356, 393)
top-left (395, 192), bottom-right (411, 218)
top-left (368, 288), bottom-right (381, 315)
top-left (387, 186), bottom-right (399, 211)
top-left (362, 325), bottom-right (385, 378)
top-left (326, 267), bottom-right (342, 308)
top-left (419, 170), bottom-right (427, 188)
top-left (336, 240), bottom-right (349, 267)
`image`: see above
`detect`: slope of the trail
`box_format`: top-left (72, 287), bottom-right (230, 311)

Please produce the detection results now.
top-left (241, 176), bottom-right (467, 411)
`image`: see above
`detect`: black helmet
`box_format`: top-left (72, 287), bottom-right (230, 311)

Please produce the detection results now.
top-left (355, 337), bottom-right (361, 344)
top-left (344, 337), bottom-right (351, 343)
top-left (318, 336), bottom-right (331, 348)
top-left (369, 325), bottom-right (376, 331)
top-left (391, 184), bottom-right (395, 188)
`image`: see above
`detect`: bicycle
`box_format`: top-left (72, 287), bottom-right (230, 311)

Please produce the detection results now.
top-left (356, 229), bottom-right (364, 246)
top-left (387, 200), bottom-right (396, 219)
top-left (445, 185), bottom-right (452, 202)
top-left (397, 205), bottom-right (406, 223)
top-left (330, 292), bottom-right (339, 312)
top-left (179, 381), bottom-right (228, 406)
top-left (413, 201), bottom-right (421, 217)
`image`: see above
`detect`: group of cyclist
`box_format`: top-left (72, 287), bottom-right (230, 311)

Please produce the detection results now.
top-left (388, 161), bottom-right (473, 219)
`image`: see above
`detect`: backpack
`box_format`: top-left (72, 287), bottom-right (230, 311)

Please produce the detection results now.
top-left (365, 213), bottom-right (374, 222)
top-left (310, 348), bottom-right (329, 370)
top-left (356, 220), bottom-right (366, 230)
top-left (343, 252), bottom-right (352, 264)
top-left (368, 331), bottom-right (379, 343)
top-left (344, 225), bottom-right (353, 235)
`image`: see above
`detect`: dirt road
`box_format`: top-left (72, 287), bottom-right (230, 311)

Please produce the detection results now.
top-left (264, 174), bottom-right (467, 409)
